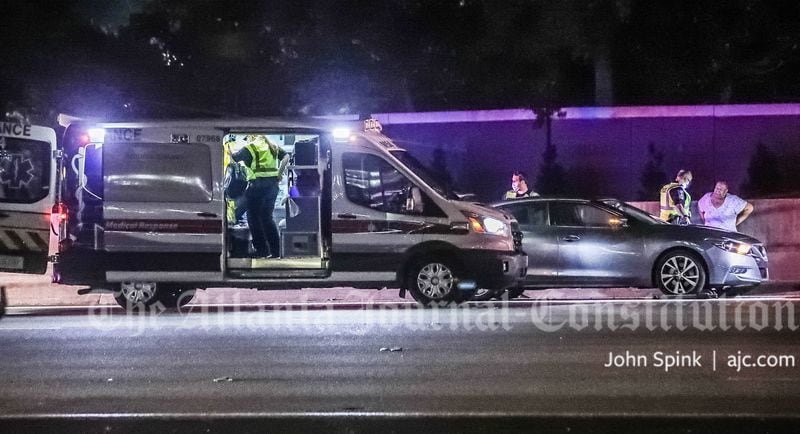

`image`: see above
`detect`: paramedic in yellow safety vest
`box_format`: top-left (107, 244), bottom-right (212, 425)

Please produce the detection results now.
top-left (660, 169), bottom-right (693, 225)
top-left (503, 171), bottom-right (539, 200)
top-left (231, 135), bottom-right (289, 258)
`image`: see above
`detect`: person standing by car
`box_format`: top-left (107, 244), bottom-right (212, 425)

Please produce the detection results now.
top-left (697, 181), bottom-right (754, 232)
top-left (232, 135), bottom-right (289, 258)
top-left (503, 171), bottom-right (539, 200)
top-left (659, 170), bottom-right (693, 225)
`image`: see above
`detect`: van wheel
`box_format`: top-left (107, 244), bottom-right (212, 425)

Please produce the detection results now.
top-left (655, 251), bottom-right (707, 295)
top-left (158, 286), bottom-right (196, 309)
top-left (115, 281), bottom-right (159, 310)
top-left (407, 256), bottom-right (463, 305)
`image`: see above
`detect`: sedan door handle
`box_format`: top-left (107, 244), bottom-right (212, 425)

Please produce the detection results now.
top-left (196, 212), bottom-right (218, 218)
top-left (561, 235), bottom-right (581, 242)
top-left (337, 213), bottom-right (358, 219)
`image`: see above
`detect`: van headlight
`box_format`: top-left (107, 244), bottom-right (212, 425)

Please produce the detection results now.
top-left (710, 238), bottom-right (752, 255)
top-left (462, 212), bottom-right (509, 236)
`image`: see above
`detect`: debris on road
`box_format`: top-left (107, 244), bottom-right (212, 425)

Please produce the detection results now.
top-left (380, 347), bottom-right (403, 352)
top-left (213, 376), bottom-right (234, 383)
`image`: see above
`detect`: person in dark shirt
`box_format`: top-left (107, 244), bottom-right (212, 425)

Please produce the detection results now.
top-left (503, 171), bottom-right (539, 200)
top-left (659, 170), bottom-right (693, 225)
top-left (232, 135), bottom-right (289, 258)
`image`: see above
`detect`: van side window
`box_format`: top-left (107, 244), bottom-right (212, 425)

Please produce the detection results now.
top-left (104, 142), bottom-right (213, 203)
top-left (343, 152), bottom-right (435, 215)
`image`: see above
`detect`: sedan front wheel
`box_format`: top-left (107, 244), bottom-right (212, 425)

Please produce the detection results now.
top-left (655, 251), bottom-right (707, 295)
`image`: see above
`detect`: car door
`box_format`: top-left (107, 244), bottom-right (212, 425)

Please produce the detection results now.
top-left (0, 123), bottom-right (57, 274)
top-left (332, 151), bottom-right (429, 272)
top-left (549, 201), bottom-right (645, 286)
top-left (499, 201), bottom-right (560, 286)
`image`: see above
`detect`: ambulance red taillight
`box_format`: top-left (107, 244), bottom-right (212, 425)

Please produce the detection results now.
top-left (51, 202), bottom-right (71, 251)
top-left (53, 203), bottom-right (68, 223)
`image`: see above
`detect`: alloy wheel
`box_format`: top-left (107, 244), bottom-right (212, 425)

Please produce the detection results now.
top-left (416, 262), bottom-right (455, 300)
top-left (659, 256), bottom-right (701, 294)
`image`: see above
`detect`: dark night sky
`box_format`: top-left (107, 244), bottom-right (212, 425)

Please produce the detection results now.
top-left (2, 0), bottom-right (800, 123)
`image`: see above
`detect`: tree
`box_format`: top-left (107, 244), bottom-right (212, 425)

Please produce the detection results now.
top-left (431, 143), bottom-right (453, 187)
top-left (535, 140), bottom-right (568, 195)
top-left (741, 143), bottom-right (784, 197)
top-left (638, 142), bottom-right (667, 200)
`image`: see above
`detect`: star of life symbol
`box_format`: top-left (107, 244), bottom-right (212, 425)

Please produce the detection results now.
top-left (0, 153), bottom-right (35, 190)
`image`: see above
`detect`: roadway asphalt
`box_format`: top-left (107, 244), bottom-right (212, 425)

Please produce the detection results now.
top-left (2, 269), bottom-right (799, 308)
top-left (0, 298), bottom-right (798, 432)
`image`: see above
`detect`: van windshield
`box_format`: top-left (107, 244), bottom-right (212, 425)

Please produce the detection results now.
top-left (389, 150), bottom-right (459, 200)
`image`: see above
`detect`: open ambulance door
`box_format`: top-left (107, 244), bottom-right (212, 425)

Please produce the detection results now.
top-left (223, 128), bottom-right (331, 279)
top-left (0, 122), bottom-right (57, 274)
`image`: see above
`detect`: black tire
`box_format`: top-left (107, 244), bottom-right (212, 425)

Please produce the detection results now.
top-left (158, 286), bottom-right (196, 309)
top-left (114, 281), bottom-right (160, 311)
top-left (406, 256), bottom-right (464, 305)
top-left (504, 287), bottom-right (526, 299)
top-left (654, 250), bottom-right (707, 295)
top-left (471, 288), bottom-right (499, 301)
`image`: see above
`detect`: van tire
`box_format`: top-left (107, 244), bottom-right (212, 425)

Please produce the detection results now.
top-left (406, 256), bottom-right (463, 305)
top-left (471, 288), bottom-right (500, 301)
top-left (114, 281), bottom-right (160, 311)
top-left (158, 286), bottom-right (196, 309)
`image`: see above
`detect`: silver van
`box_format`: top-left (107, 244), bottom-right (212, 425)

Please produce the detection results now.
top-left (0, 118), bottom-right (526, 308)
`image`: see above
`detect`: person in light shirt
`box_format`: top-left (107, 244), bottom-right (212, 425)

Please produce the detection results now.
top-left (697, 181), bottom-right (754, 232)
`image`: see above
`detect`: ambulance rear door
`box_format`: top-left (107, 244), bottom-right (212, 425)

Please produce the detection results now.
top-left (0, 122), bottom-right (57, 274)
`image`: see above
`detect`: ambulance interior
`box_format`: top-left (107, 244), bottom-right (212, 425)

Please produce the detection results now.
top-left (224, 133), bottom-right (325, 271)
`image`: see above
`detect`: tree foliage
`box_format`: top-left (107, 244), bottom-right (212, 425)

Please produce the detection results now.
top-left (2, 0), bottom-right (800, 123)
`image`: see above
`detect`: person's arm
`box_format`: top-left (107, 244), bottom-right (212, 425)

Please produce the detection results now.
top-left (277, 153), bottom-right (290, 180)
top-left (231, 146), bottom-right (252, 167)
top-left (697, 194), bottom-right (708, 224)
top-left (670, 188), bottom-right (689, 217)
top-left (736, 202), bottom-right (754, 226)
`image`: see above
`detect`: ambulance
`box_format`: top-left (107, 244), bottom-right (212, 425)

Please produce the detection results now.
top-left (0, 117), bottom-right (526, 308)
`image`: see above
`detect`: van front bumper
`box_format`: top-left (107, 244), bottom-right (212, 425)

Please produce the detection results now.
top-left (459, 250), bottom-right (528, 290)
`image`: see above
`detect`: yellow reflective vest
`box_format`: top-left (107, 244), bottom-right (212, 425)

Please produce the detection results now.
top-left (245, 140), bottom-right (278, 180)
top-left (659, 182), bottom-right (691, 221)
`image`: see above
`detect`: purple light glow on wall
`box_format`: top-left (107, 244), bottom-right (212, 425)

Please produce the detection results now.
top-left (372, 103), bottom-right (800, 202)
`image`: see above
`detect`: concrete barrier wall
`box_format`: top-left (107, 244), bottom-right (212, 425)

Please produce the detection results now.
top-left (629, 199), bottom-right (800, 280)
top-left (375, 104), bottom-right (800, 202)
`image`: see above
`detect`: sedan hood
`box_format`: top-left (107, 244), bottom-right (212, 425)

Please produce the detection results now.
top-left (654, 224), bottom-right (763, 245)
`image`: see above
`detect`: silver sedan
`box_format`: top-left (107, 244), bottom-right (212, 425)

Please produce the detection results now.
top-left (491, 198), bottom-right (768, 296)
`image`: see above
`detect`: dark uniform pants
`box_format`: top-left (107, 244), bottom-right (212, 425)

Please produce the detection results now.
top-left (245, 177), bottom-right (280, 257)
